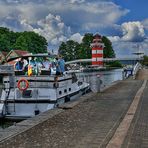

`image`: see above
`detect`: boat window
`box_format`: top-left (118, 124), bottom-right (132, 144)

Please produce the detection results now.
top-left (22, 90), bottom-right (32, 98)
top-left (64, 89), bottom-right (67, 93)
top-left (15, 70), bottom-right (25, 75)
top-left (40, 70), bottom-right (51, 75)
top-left (69, 88), bottom-right (71, 91)
top-left (59, 91), bottom-right (62, 95)
top-left (78, 81), bottom-right (83, 86)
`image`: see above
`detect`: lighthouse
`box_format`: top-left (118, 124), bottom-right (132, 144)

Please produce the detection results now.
top-left (91, 34), bottom-right (104, 67)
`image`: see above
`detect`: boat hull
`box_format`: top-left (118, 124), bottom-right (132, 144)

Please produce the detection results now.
top-left (2, 87), bottom-right (89, 120)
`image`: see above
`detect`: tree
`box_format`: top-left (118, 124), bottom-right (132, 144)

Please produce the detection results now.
top-left (58, 33), bottom-right (116, 61)
top-left (14, 31), bottom-right (47, 53)
top-left (0, 27), bottom-right (48, 53)
top-left (102, 36), bottom-right (115, 58)
top-left (106, 61), bottom-right (122, 68)
top-left (59, 40), bottom-right (79, 61)
top-left (0, 34), bottom-right (11, 51)
top-left (0, 27), bottom-right (12, 51)
top-left (80, 33), bottom-right (93, 59)
top-left (0, 27), bottom-right (10, 34)
top-left (142, 55), bottom-right (148, 66)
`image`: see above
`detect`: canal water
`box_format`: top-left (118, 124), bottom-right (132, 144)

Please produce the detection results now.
top-left (0, 68), bottom-right (123, 129)
top-left (77, 68), bottom-right (123, 90)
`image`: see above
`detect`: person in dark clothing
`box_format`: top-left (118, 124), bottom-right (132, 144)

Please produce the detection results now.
top-left (15, 58), bottom-right (24, 70)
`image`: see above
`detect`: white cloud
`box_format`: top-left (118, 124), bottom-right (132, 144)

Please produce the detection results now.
top-left (0, 0), bottom-right (129, 33)
top-left (108, 36), bottom-right (120, 42)
top-left (121, 21), bottom-right (145, 42)
top-left (70, 0), bottom-right (85, 4)
top-left (142, 19), bottom-right (148, 30)
top-left (20, 19), bottom-right (33, 31)
top-left (55, 1), bottom-right (129, 31)
top-left (69, 33), bottom-right (83, 43)
top-left (112, 40), bottom-right (148, 57)
top-left (33, 13), bottom-right (71, 46)
top-left (109, 22), bottom-right (146, 43)
top-left (108, 21), bottom-right (148, 57)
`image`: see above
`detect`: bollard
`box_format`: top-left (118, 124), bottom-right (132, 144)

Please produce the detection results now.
top-left (89, 75), bottom-right (101, 93)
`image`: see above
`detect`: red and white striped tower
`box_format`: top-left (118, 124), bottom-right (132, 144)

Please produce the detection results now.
top-left (91, 34), bottom-right (104, 67)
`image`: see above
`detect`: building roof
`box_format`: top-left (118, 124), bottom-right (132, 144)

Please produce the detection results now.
top-left (94, 34), bottom-right (102, 39)
top-left (1, 51), bottom-right (8, 57)
top-left (0, 51), bottom-right (8, 63)
top-left (13, 50), bottom-right (30, 56)
top-left (5, 50), bottom-right (30, 64)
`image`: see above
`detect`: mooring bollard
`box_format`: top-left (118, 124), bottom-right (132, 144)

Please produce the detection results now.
top-left (89, 74), bottom-right (101, 93)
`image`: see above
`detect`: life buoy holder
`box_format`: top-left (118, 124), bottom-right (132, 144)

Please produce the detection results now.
top-left (17, 78), bottom-right (29, 91)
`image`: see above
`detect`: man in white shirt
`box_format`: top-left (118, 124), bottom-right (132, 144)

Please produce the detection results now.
top-left (42, 57), bottom-right (51, 70)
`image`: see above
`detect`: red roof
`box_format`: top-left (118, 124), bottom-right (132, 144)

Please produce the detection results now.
top-left (0, 51), bottom-right (8, 62)
top-left (94, 34), bottom-right (102, 39)
top-left (1, 51), bottom-right (8, 56)
top-left (7, 60), bottom-right (17, 65)
top-left (13, 50), bottom-right (29, 56)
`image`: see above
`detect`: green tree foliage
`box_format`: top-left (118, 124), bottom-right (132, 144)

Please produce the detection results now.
top-left (142, 55), bottom-right (148, 66)
top-left (59, 40), bottom-right (79, 61)
top-left (0, 27), bottom-right (11, 51)
top-left (0, 34), bottom-right (11, 51)
top-left (14, 32), bottom-right (47, 53)
top-left (0, 27), bottom-right (48, 53)
top-left (105, 61), bottom-right (122, 68)
top-left (0, 27), bottom-right (9, 34)
top-left (59, 33), bottom-right (116, 61)
top-left (102, 36), bottom-right (115, 58)
top-left (80, 33), bottom-right (93, 59)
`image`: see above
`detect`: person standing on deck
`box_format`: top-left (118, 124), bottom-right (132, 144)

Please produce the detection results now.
top-left (15, 58), bottom-right (24, 71)
top-left (55, 55), bottom-right (65, 75)
top-left (42, 57), bottom-right (52, 70)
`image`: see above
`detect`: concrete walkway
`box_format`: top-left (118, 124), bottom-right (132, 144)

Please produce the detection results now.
top-left (0, 69), bottom-right (148, 148)
top-left (121, 69), bottom-right (148, 148)
top-left (136, 68), bottom-right (148, 80)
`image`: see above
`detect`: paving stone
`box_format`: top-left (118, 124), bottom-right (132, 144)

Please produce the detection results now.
top-left (122, 81), bottom-right (148, 148)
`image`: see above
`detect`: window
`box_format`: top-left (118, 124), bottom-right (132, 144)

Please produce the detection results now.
top-left (22, 90), bottom-right (32, 98)
top-left (59, 91), bottom-right (62, 95)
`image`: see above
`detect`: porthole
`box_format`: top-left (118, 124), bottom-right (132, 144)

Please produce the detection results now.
top-left (64, 89), bottom-right (67, 93)
top-left (59, 91), bottom-right (62, 95)
top-left (69, 88), bottom-right (71, 91)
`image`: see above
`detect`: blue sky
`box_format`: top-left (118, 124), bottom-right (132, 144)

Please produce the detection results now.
top-left (114, 0), bottom-right (148, 21)
top-left (0, 0), bottom-right (148, 57)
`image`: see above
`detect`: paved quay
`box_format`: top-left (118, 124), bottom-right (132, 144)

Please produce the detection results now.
top-left (0, 70), bottom-right (147, 148)
top-left (121, 69), bottom-right (148, 148)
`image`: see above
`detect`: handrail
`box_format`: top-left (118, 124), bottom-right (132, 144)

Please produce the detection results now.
top-left (133, 62), bottom-right (142, 79)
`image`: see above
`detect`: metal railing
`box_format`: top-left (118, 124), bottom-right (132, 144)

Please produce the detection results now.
top-left (65, 57), bottom-right (143, 64)
top-left (133, 62), bottom-right (142, 79)
top-left (0, 65), bottom-right (14, 74)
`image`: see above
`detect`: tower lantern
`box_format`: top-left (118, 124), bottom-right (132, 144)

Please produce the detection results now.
top-left (91, 34), bottom-right (104, 67)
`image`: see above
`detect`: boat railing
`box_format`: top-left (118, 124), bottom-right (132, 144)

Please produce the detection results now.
top-left (0, 65), bottom-right (14, 74)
